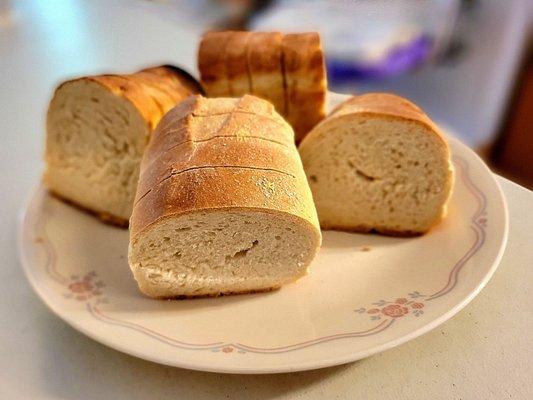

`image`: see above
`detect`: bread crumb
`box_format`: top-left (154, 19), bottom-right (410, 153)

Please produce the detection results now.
top-left (34, 237), bottom-right (44, 244)
top-left (360, 246), bottom-right (371, 252)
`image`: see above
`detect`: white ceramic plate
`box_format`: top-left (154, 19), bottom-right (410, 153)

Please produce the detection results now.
top-left (19, 96), bottom-right (508, 374)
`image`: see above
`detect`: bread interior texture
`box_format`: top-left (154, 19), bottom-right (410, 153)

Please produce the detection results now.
top-left (129, 210), bottom-right (319, 298)
top-left (45, 79), bottom-right (148, 221)
top-left (301, 116), bottom-right (452, 235)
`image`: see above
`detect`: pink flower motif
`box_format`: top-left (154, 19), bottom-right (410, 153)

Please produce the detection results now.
top-left (411, 302), bottom-right (424, 309)
top-left (395, 298), bottom-right (408, 304)
top-left (68, 281), bottom-right (93, 294)
top-left (222, 347), bottom-right (233, 353)
top-left (382, 304), bottom-right (409, 318)
top-left (367, 308), bottom-right (380, 314)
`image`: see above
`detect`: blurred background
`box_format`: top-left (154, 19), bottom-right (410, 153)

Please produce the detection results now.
top-left (1, 0), bottom-right (531, 187)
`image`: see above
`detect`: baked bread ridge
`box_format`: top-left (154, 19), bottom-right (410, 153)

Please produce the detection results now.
top-left (282, 32), bottom-right (327, 143)
top-left (135, 96), bottom-right (299, 199)
top-left (44, 66), bottom-right (200, 226)
top-left (129, 95), bottom-right (321, 298)
top-left (299, 93), bottom-right (454, 236)
top-left (145, 95), bottom-right (294, 169)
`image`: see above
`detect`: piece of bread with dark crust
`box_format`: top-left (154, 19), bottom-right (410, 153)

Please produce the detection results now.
top-left (129, 95), bottom-right (321, 298)
top-left (298, 93), bottom-right (454, 236)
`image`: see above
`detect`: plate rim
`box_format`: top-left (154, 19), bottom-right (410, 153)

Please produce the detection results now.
top-left (18, 136), bottom-right (509, 374)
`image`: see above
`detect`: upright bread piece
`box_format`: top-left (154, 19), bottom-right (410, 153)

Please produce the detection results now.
top-left (198, 31), bottom-right (327, 141)
top-left (198, 32), bottom-right (233, 96)
top-left (282, 32), bottom-right (327, 143)
top-left (129, 95), bottom-right (321, 298)
top-left (44, 66), bottom-right (200, 226)
top-left (247, 32), bottom-right (285, 113)
top-left (225, 31), bottom-right (252, 97)
top-left (299, 93), bottom-right (454, 236)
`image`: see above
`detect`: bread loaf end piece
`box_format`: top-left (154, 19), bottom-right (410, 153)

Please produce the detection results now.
top-left (299, 93), bottom-right (453, 236)
top-left (44, 67), bottom-right (200, 225)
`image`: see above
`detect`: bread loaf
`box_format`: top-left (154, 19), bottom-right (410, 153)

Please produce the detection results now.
top-left (44, 66), bottom-right (201, 226)
top-left (129, 95), bottom-right (321, 298)
top-left (282, 32), bottom-right (327, 142)
top-left (299, 93), bottom-right (454, 236)
top-left (198, 31), bottom-right (327, 142)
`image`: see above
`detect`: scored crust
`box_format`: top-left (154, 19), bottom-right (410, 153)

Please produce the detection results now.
top-left (130, 167), bottom-right (320, 240)
top-left (149, 95), bottom-right (294, 157)
top-left (282, 32), bottom-right (327, 143)
top-left (135, 95), bottom-right (305, 204)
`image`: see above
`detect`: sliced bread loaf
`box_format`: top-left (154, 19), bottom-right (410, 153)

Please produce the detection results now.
top-left (129, 95), bottom-right (321, 298)
top-left (198, 31), bottom-right (327, 141)
top-left (44, 66), bottom-right (200, 226)
top-left (282, 32), bottom-right (327, 142)
top-left (298, 93), bottom-right (454, 236)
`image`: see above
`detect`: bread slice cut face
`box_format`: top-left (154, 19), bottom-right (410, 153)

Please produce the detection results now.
top-left (299, 93), bottom-right (454, 236)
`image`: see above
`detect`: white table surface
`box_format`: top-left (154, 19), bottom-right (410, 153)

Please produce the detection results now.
top-left (1, 1), bottom-right (532, 399)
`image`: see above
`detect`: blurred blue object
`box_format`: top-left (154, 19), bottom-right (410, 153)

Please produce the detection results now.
top-left (251, 0), bottom-right (461, 82)
top-left (327, 34), bottom-right (433, 82)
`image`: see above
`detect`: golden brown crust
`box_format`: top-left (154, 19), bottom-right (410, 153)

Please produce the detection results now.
top-left (225, 31), bottom-right (252, 96)
top-left (247, 32), bottom-right (285, 113)
top-left (198, 31), bottom-right (234, 96)
top-left (131, 67), bottom-right (199, 109)
top-left (130, 95), bottom-right (320, 240)
top-left (48, 189), bottom-right (129, 228)
top-left (88, 75), bottom-right (163, 131)
top-left (136, 137), bottom-right (303, 201)
top-left (282, 32), bottom-right (327, 142)
top-left (148, 95), bottom-right (294, 159)
top-left (302, 93), bottom-right (450, 154)
top-left (130, 167), bottom-right (320, 240)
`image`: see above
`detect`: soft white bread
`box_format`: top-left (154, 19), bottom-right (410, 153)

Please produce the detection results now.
top-left (198, 31), bottom-right (327, 141)
top-left (44, 66), bottom-right (200, 226)
top-left (282, 32), bottom-right (327, 143)
top-left (129, 95), bottom-right (321, 298)
top-left (299, 93), bottom-right (454, 236)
